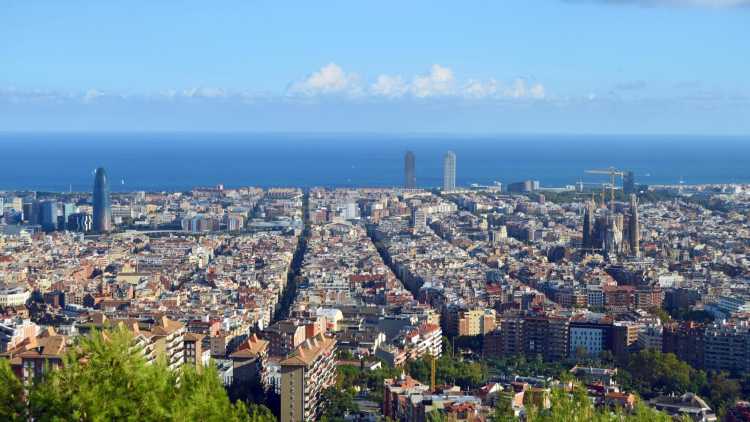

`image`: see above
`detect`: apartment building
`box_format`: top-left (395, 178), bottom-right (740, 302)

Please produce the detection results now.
top-left (280, 334), bottom-right (337, 422)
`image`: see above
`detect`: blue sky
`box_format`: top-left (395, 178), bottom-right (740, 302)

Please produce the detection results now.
top-left (1, 0), bottom-right (749, 134)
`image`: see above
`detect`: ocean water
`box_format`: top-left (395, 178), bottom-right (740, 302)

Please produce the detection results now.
top-left (0, 133), bottom-right (749, 192)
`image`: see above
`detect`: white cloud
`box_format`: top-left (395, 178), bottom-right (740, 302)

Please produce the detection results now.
top-left (1, 64), bottom-right (548, 106)
top-left (460, 77), bottom-right (545, 100)
top-left (287, 62), bottom-right (361, 96)
top-left (503, 78), bottom-right (545, 99)
top-left (277, 63), bottom-right (549, 102)
top-left (411, 64), bottom-right (455, 98)
top-left (182, 87), bottom-right (226, 98)
top-left (371, 74), bottom-right (409, 98)
top-left (463, 79), bottom-right (499, 98)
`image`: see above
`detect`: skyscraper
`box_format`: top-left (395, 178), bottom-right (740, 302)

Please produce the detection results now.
top-left (92, 167), bottom-right (112, 233)
top-left (404, 151), bottom-right (416, 189)
top-left (623, 171), bottom-right (636, 195)
top-left (40, 200), bottom-right (58, 232)
top-left (628, 194), bottom-right (640, 258)
top-left (443, 151), bottom-right (456, 191)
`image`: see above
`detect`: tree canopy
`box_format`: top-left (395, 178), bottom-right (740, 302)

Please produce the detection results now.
top-left (492, 386), bottom-right (680, 422)
top-left (0, 327), bottom-right (275, 422)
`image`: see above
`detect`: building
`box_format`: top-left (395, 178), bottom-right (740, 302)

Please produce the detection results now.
top-left (0, 285), bottom-right (31, 307)
top-left (507, 180), bottom-right (538, 193)
top-left (383, 374), bottom-right (488, 422)
top-left (40, 200), bottom-right (58, 232)
top-left (662, 321), bottom-right (705, 369)
top-left (484, 314), bottom-right (568, 362)
top-left (603, 285), bottom-right (635, 310)
top-left (612, 322), bottom-right (640, 362)
top-left (649, 393), bottom-right (717, 422)
top-left (569, 313), bottom-right (613, 359)
top-left (1, 328), bottom-right (68, 384)
top-left (623, 171), bottom-right (636, 195)
top-left (230, 334), bottom-right (270, 389)
top-left (637, 324), bottom-right (663, 351)
top-left (280, 334), bottom-right (337, 422)
top-left (706, 296), bottom-right (750, 319)
top-left (183, 332), bottom-right (208, 368)
top-left (582, 200), bottom-right (595, 250)
top-left (127, 316), bottom-right (187, 372)
top-left (450, 308), bottom-right (496, 337)
top-left (92, 167), bottom-right (112, 233)
top-left (443, 151), bottom-right (456, 191)
top-left (411, 207), bottom-right (427, 231)
top-left (264, 320), bottom-right (306, 357)
top-left (0, 318), bottom-right (39, 353)
top-left (703, 320), bottom-right (750, 373)
top-left (405, 151), bottom-right (416, 189)
top-left (68, 213), bottom-right (93, 232)
top-left (628, 194), bottom-right (640, 258)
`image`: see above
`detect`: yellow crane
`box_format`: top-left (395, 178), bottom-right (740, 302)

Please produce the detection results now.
top-left (585, 167), bottom-right (625, 209)
top-left (430, 354), bottom-right (436, 392)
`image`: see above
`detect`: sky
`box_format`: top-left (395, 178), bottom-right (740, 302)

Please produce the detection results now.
top-left (1, 0), bottom-right (749, 134)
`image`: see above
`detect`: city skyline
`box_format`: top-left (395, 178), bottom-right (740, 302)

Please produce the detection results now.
top-left (3, 2), bottom-right (750, 421)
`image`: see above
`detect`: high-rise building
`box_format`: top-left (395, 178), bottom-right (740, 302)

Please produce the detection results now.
top-left (442, 151), bottom-right (456, 191)
top-left (704, 320), bottom-right (750, 373)
top-left (280, 334), bottom-right (337, 422)
top-left (40, 200), bottom-right (58, 232)
top-left (60, 203), bottom-right (76, 229)
top-left (411, 207), bottom-right (427, 231)
top-left (23, 201), bottom-right (41, 225)
top-left (623, 171), bottom-right (636, 195)
top-left (404, 151), bottom-right (416, 189)
top-left (628, 194), bottom-right (640, 258)
top-left (68, 213), bottom-right (93, 232)
top-left (92, 167), bottom-right (112, 233)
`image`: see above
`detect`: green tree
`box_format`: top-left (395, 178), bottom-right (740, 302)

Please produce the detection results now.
top-left (702, 371), bottom-right (740, 418)
top-left (0, 359), bottom-right (27, 422)
top-left (506, 385), bottom-right (677, 422)
top-left (247, 403), bottom-right (277, 422)
top-left (620, 348), bottom-right (705, 398)
top-left (320, 386), bottom-right (359, 421)
top-left (23, 327), bottom-right (266, 422)
top-left (425, 409), bottom-right (446, 422)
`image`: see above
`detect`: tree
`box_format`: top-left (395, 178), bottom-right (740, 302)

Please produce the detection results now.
top-left (502, 385), bottom-right (676, 422)
top-left (0, 359), bottom-right (26, 422)
top-left (320, 386), bottom-right (358, 421)
top-left (425, 409), bottom-right (446, 422)
top-left (21, 327), bottom-right (267, 422)
top-left (702, 371), bottom-right (740, 418)
top-left (247, 403), bottom-right (277, 422)
top-left (619, 348), bottom-right (705, 398)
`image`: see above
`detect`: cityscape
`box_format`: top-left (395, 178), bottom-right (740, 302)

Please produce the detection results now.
top-left (2, 0), bottom-right (749, 421)
top-left (2, 149), bottom-right (750, 421)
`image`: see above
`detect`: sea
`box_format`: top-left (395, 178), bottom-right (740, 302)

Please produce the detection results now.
top-left (0, 133), bottom-right (748, 192)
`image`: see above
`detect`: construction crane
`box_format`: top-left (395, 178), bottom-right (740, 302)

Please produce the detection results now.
top-left (430, 354), bottom-right (436, 392)
top-left (585, 167), bottom-right (625, 209)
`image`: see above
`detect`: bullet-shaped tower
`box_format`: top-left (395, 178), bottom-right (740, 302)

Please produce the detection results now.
top-left (92, 167), bottom-right (112, 233)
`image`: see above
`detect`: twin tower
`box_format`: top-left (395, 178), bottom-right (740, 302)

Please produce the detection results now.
top-left (404, 151), bottom-right (456, 191)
